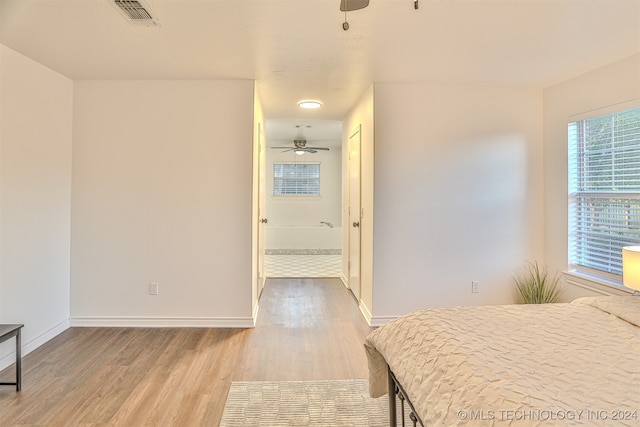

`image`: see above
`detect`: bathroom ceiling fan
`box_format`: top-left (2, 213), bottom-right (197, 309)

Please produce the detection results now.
top-left (271, 139), bottom-right (330, 155)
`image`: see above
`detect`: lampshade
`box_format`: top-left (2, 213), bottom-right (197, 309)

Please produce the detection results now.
top-left (622, 246), bottom-right (640, 291)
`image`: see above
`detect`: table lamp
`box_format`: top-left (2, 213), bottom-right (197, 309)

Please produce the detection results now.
top-left (622, 246), bottom-right (640, 294)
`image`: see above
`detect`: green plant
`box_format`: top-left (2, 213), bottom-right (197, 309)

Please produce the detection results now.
top-left (513, 261), bottom-right (562, 304)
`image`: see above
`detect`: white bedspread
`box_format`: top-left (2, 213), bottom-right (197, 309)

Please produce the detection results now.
top-left (364, 296), bottom-right (640, 426)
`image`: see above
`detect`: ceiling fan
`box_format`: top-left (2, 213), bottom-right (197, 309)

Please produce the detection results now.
top-left (340, 0), bottom-right (369, 12)
top-left (339, 1), bottom-right (419, 30)
top-left (340, 0), bottom-right (418, 11)
top-left (271, 139), bottom-right (330, 155)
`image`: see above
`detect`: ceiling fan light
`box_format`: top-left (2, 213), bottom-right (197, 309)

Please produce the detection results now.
top-left (298, 100), bottom-right (323, 109)
top-left (295, 150), bottom-right (306, 155)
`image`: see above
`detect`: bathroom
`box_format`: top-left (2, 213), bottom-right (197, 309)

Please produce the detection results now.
top-left (264, 119), bottom-right (343, 278)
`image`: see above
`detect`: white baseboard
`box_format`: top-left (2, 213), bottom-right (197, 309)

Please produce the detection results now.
top-left (359, 302), bottom-right (373, 325)
top-left (340, 273), bottom-right (348, 288)
top-left (357, 302), bottom-right (399, 327)
top-left (252, 302), bottom-right (260, 326)
top-left (357, 301), bottom-right (398, 327)
top-left (0, 318), bottom-right (70, 371)
top-left (369, 315), bottom-right (398, 327)
top-left (338, 269), bottom-right (399, 327)
top-left (69, 316), bottom-right (255, 328)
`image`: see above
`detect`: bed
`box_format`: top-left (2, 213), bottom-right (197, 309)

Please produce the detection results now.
top-left (364, 296), bottom-right (640, 426)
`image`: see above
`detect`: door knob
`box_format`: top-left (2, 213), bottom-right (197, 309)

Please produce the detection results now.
top-left (261, 218), bottom-right (268, 224)
top-left (352, 221), bottom-right (360, 227)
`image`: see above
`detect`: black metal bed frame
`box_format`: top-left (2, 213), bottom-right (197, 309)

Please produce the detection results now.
top-left (387, 366), bottom-right (425, 427)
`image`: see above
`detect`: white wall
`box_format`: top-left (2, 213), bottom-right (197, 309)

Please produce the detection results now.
top-left (543, 53), bottom-right (640, 301)
top-left (0, 44), bottom-right (72, 368)
top-left (372, 83), bottom-right (544, 320)
top-left (265, 149), bottom-right (342, 227)
top-left (71, 80), bottom-right (255, 326)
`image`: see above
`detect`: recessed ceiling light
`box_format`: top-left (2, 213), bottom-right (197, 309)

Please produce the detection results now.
top-left (298, 100), bottom-right (323, 109)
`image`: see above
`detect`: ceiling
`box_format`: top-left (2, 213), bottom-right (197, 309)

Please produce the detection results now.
top-left (1, 0), bottom-right (639, 142)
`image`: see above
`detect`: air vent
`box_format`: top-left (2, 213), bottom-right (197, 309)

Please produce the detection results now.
top-left (112, 0), bottom-right (159, 26)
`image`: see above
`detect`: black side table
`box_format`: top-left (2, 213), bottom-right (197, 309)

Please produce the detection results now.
top-left (0, 324), bottom-right (24, 391)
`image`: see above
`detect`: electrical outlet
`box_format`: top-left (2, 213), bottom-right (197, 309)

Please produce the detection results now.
top-left (149, 282), bottom-right (159, 295)
top-left (471, 281), bottom-right (480, 293)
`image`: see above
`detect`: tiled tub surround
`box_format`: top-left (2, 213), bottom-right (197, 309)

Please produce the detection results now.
top-left (265, 225), bottom-right (342, 251)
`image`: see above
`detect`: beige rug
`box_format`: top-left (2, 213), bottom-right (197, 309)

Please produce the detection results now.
top-left (220, 379), bottom-right (396, 427)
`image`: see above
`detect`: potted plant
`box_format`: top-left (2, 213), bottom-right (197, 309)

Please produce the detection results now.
top-left (512, 261), bottom-right (562, 304)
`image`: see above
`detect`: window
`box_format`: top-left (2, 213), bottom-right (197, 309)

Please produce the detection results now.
top-left (568, 104), bottom-right (640, 281)
top-left (273, 163), bottom-right (320, 196)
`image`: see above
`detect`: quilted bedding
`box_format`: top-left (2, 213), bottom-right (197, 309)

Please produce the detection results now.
top-left (364, 296), bottom-right (640, 426)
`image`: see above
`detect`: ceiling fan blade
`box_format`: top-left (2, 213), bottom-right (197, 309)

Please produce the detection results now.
top-left (306, 149), bottom-right (318, 153)
top-left (306, 147), bottom-right (330, 150)
top-left (340, 0), bottom-right (369, 12)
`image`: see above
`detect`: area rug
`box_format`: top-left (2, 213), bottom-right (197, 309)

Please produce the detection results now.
top-left (220, 379), bottom-right (397, 427)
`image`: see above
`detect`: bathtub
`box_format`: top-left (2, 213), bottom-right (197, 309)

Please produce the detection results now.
top-left (265, 225), bottom-right (342, 251)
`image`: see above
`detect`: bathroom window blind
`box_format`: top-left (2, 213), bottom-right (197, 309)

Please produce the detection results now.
top-left (568, 105), bottom-right (640, 279)
top-left (273, 163), bottom-right (320, 196)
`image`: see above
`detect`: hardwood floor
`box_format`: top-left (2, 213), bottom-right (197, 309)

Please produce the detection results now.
top-left (0, 278), bottom-right (373, 426)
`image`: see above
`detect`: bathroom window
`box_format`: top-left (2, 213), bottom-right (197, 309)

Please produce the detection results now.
top-left (568, 103), bottom-right (640, 282)
top-left (273, 163), bottom-right (320, 196)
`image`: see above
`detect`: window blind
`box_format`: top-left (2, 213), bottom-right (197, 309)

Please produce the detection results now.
top-left (568, 106), bottom-right (640, 277)
top-left (273, 163), bottom-right (320, 196)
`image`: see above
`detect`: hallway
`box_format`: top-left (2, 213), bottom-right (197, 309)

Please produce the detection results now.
top-left (236, 278), bottom-right (371, 381)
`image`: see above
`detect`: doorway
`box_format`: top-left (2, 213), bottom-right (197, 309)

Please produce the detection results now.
top-left (261, 119), bottom-right (344, 279)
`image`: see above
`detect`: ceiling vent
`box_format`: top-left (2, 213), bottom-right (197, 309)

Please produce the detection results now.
top-left (111, 0), bottom-right (159, 26)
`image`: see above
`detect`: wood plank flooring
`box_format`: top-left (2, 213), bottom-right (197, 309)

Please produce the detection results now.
top-left (0, 278), bottom-right (373, 426)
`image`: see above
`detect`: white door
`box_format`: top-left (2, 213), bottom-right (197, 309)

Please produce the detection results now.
top-left (257, 124), bottom-right (267, 297)
top-left (348, 126), bottom-right (362, 301)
